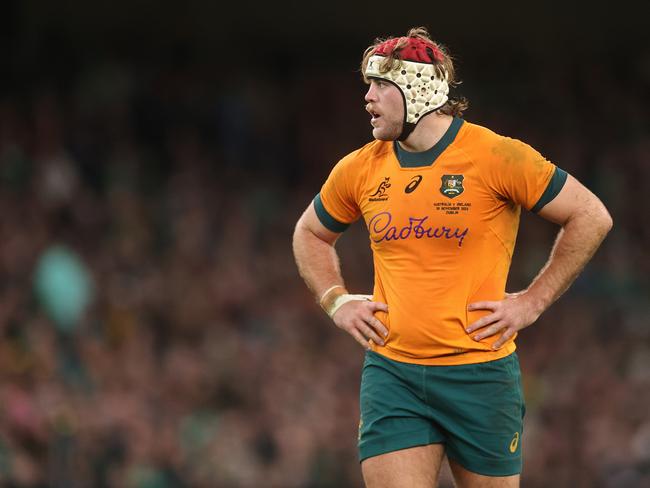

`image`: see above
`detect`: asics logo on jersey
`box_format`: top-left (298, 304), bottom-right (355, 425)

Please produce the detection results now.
top-left (404, 175), bottom-right (423, 193)
top-left (369, 177), bottom-right (391, 202)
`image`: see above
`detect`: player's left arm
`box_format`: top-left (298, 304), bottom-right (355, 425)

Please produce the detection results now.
top-left (466, 174), bottom-right (613, 349)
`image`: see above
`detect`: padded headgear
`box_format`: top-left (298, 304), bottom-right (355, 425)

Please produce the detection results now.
top-left (365, 36), bottom-right (449, 140)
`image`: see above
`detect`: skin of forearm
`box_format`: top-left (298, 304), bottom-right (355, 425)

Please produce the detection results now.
top-left (292, 225), bottom-right (346, 300)
top-left (524, 209), bottom-right (612, 315)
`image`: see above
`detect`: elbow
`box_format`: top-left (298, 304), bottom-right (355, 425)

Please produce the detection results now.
top-left (292, 217), bottom-right (323, 252)
top-left (596, 205), bottom-right (613, 237)
top-left (293, 212), bottom-right (310, 239)
top-left (292, 220), bottom-right (302, 241)
top-left (603, 211), bottom-right (613, 234)
top-left (292, 220), bottom-right (307, 250)
top-left (569, 201), bottom-right (613, 239)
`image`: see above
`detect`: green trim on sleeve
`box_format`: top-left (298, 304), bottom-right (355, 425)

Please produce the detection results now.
top-left (313, 193), bottom-right (350, 233)
top-left (531, 167), bottom-right (568, 213)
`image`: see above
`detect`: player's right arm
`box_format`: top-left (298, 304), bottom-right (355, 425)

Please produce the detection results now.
top-left (292, 202), bottom-right (389, 350)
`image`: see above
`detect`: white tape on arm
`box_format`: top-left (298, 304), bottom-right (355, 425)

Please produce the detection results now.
top-left (318, 285), bottom-right (372, 318)
top-left (326, 294), bottom-right (373, 318)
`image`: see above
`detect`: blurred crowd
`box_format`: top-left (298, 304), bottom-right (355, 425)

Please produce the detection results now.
top-left (0, 43), bottom-right (649, 488)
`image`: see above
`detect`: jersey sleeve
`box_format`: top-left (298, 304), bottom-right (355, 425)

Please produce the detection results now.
top-left (484, 136), bottom-right (568, 212)
top-left (313, 154), bottom-right (363, 233)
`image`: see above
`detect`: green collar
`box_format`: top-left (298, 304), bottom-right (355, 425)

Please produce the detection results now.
top-left (394, 117), bottom-right (464, 168)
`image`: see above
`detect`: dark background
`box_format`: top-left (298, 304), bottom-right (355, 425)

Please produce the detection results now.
top-left (1, 1), bottom-right (649, 487)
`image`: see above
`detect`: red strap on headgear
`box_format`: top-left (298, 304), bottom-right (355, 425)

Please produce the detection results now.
top-left (374, 36), bottom-right (444, 64)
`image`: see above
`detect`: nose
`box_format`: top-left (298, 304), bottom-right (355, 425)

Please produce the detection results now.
top-left (364, 83), bottom-right (377, 103)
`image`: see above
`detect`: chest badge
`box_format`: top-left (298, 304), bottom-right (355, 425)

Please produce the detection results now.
top-left (440, 174), bottom-right (464, 198)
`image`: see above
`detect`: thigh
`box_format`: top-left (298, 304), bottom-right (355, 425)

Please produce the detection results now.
top-left (427, 353), bottom-right (526, 477)
top-left (359, 352), bottom-right (445, 462)
top-left (448, 458), bottom-right (520, 488)
top-left (362, 444), bottom-right (445, 488)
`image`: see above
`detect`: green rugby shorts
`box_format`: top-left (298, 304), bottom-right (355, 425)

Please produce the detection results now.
top-left (358, 351), bottom-right (525, 476)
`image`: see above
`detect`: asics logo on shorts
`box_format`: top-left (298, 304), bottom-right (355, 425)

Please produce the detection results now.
top-left (509, 432), bottom-right (520, 453)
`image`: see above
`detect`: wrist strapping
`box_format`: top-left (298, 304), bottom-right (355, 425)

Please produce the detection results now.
top-left (327, 294), bottom-right (373, 318)
top-left (319, 286), bottom-right (372, 318)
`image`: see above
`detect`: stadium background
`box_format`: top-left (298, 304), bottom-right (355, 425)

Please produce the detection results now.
top-left (1, 1), bottom-right (648, 486)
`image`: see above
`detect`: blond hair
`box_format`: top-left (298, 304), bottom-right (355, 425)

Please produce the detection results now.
top-left (360, 27), bottom-right (468, 117)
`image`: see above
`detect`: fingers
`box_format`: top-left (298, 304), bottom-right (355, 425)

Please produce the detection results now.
top-left (365, 315), bottom-right (389, 339)
top-left (466, 311), bottom-right (500, 333)
top-left (349, 327), bottom-right (372, 351)
top-left (492, 328), bottom-right (517, 349)
top-left (467, 301), bottom-right (499, 312)
top-left (368, 301), bottom-right (389, 313)
top-left (472, 321), bottom-right (506, 341)
top-left (358, 320), bottom-right (385, 346)
top-left (335, 300), bottom-right (390, 350)
top-left (472, 322), bottom-right (515, 350)
top-left (347, 318), bottom-right (384, 350)
top-left (467, 296), bottom-right (529, 349)
top-left (365, 302), bottom-right (389, 337)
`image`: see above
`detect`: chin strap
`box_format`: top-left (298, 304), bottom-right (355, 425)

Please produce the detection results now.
top-left (397, 122), bottom-right (416, 141)
top-left (397, 108), bottom-right (442, 141)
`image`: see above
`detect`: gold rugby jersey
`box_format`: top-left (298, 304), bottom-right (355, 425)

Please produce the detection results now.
top-left (314, 118), bottom-right (567, 365)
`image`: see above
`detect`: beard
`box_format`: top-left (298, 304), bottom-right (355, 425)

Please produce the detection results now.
top-left (372, 117), bottom-right (404, 141)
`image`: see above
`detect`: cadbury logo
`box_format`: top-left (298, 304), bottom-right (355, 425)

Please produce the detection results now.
top-left (369, 212), bottom-right (468, 247)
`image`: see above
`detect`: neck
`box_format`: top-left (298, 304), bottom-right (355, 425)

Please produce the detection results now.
top-left (398, 113), bottom-right (454, 152)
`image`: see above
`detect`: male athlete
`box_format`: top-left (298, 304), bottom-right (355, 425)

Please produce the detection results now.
top-left (292, 27), bottom-right (612, 487)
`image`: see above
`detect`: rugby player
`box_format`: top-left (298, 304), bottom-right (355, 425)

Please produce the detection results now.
top-left (292, 27), bottom-right (612, 488)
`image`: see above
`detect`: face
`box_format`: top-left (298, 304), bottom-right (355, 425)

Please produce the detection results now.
top-left (364, 79), bottom-right (405, 141)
